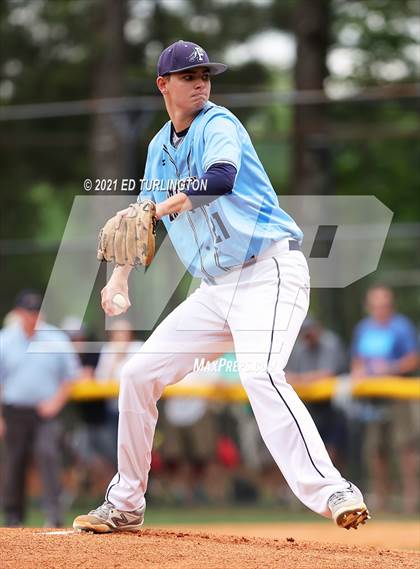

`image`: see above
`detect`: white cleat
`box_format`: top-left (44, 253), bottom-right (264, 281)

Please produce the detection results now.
top-left (328, 485), bottom-right (371, 530)
top-left (73, 501), bottom-right (145, 533)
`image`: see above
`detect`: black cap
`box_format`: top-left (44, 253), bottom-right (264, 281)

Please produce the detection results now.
top-left (15, 289), bottom-right (42, 312)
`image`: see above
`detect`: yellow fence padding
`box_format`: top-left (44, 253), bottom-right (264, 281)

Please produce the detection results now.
top-left (71, 377), bottom-right (420, 402)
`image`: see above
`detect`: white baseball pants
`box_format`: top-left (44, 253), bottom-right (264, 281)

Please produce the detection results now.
top-left (106, 239), bottom-right (350, 516)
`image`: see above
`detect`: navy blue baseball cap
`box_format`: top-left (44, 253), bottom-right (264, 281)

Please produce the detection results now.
top-left (157, 40), bottom-right (227, 77)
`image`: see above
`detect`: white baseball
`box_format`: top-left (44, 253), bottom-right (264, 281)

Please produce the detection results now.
top-left (112, 293), bottom-right (128, 315)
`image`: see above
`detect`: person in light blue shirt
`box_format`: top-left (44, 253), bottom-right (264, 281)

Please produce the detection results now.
top-left (351, 285), bottom-right (419, 514)
top-left (74, 41), bottom-right (370, 533)
top-left (351, 285), bottom-right (418, 381)
top-left (0, 290), bottom-right (79, 527)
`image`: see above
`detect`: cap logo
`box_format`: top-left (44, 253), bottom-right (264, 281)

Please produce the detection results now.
top-left (187, 46), bottom-right (205, 63)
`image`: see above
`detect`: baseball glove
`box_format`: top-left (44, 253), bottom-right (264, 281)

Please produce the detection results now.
top-left (97, 200), bottom-right (157, 266)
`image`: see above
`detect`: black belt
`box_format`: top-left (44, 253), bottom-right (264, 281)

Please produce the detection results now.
top-left (289, 239), bottom-right (301, 251)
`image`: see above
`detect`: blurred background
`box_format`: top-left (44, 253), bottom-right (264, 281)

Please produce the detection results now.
top-left (0, 0), bottom-right (419, 530)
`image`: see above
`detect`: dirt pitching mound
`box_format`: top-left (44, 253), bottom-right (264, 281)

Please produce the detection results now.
top-left (186, 520), bottom-right (420, 550)
top-left (1, 528), bottom-right (419, 569)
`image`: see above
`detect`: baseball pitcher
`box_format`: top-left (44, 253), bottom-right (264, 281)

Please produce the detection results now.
top-left (74, 41), bottom-right (370, 533)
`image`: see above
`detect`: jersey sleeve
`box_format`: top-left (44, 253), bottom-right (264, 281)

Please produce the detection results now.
top-left (182, 162), bottom-right (237, 208)
top-left (201, 115), bottom-right (242, 172)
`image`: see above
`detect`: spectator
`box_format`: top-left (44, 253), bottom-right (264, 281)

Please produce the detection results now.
top-left (61, 317), bottom-right (112, 492)
top-left (0, 290), bottom-right (79, 527)
top-left (61, 317), bottom-right (99, 379)
top-left (286, 317), bottom-right (348, 465)
top-left (351, 285), bottom-right (419, 513)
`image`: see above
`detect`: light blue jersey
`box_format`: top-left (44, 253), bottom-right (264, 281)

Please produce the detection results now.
top-left (139, 101), bottom-right (302, 281)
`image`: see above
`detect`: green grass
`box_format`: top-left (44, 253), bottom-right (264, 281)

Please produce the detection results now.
top-left (144, 507), bottom-right (324, 525)
top-left (1, 505), bottom-right (417, 529)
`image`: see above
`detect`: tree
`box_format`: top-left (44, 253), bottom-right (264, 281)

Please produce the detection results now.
top-left (292, 0), bottom-right (332, 196)
top-left (90, 0), bottom-right (127, 180)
